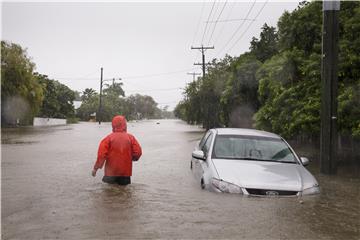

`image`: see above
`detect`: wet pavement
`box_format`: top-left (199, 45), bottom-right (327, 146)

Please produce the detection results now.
top-left (2, 120), bottom-right (359, 239)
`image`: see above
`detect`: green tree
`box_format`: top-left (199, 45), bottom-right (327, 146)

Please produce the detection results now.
top-left (1, 41), bottom-right (44, 125)
top-left (76, 83), bottom-right (161, 122)
top-left (74, 91), bottom-right (82, 101)
top-left (37, 74), bottom-right (75, 119)
top-left (101, 82), bottom-right (126, 120)
top-left (181, 80), bottom-right (202, 124)
top-left (254, 1), bottom-right (360, 138)
top-left (76, 93), bottom-right (99, 121)
top-left (199, 57), bottom-right (232, 129)
top-left (221, 53), bottom-right (262, 127)
top-left (103, 82), bottom-right (125, 98)
top-left (125, 94), bottom-right (158, 120)
top-left (277, 1), bottom-right (322, 54)
top-left (337, 2), bottom-right (360, 137)
top-left (250, 23), bottom-right (278, 62)
top-left (81, 88), bottom-right (97, 102)
top-left (176, 0), bottom-right (360, 140)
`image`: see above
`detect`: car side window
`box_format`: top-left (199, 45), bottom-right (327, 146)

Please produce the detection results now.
top-left (202, 133), bottom-right (214, 156)
top-left (199, 131), bottom-right (210, 149)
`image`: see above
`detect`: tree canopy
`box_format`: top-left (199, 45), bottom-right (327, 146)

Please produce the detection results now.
top-left (1, 41), bottom-right (44, 125)
top-left (37, 74), bottom-right (76, 119)
top-left (176, 1), bottom-right (360, 138)
top-left (76, 86), bottom-right (165, 122)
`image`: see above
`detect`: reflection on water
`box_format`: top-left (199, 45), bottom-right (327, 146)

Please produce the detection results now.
top-left (1, 125), bottom-right (73, 144)
top-left (290, 140), bottom-right (360, 178)
top-left (98, 184), bottom-right (135, 201)
top-left (2, 120), bottom-right (359, 239)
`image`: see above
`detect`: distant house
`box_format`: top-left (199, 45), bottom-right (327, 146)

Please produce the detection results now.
top-left (89, 112), bottom-right (96, 122)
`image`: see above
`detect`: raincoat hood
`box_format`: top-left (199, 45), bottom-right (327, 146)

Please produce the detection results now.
top-left (112, 115), bottom-right (127, 133)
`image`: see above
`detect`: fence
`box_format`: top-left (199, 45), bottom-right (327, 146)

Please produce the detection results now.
top-left (33, 117), bottom-right (66, 126)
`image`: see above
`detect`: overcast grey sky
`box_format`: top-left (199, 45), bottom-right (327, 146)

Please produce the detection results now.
top-left (2, 1), bottom-right (300, 110)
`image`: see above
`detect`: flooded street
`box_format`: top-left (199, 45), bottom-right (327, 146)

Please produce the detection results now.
top-left (2, 120), bottom-right (359, 239)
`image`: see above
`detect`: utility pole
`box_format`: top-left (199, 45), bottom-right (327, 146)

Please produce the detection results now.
top-left (191, 45), bottom-right (214, 77)
top-left (98, 68), bottom-right (121, 125)
top-left (320, 1), bottom-right (340, 174)
top-left (187, 72), bottom-right (201, 82)
top-left (98, 67), bottom-right (103, 124)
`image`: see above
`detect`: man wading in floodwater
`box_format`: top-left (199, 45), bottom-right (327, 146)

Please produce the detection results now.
top-left (92, 115), bottom-right (142, 185)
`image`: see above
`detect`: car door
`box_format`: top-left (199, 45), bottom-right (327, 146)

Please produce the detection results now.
top-left (193, 131), bottom-right (214, 182)
top-left (199, 132), bottom-right (214, 182)
top-left (192, 130), bottom-right (210, 179)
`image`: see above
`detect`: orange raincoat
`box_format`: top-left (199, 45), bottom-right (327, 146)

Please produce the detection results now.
top-left (93, 115), bottom-right (142, 176)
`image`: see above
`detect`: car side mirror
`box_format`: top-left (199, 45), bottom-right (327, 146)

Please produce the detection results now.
top-left (192, 150), bottom-right (206, 161)
top-left (300, 157), bottom-right (309, 166)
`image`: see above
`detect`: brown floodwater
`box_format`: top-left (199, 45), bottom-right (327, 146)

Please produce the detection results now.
top-left (2, 120), bottom-right (359, 239)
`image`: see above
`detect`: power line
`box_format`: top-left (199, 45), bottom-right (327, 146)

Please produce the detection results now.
top-left (126, 87), bottom-right (182, 93)
top-left (121, 79), bottom-right (143, 89)
top-left (192, 1), bottom-right (215, 67)
top-left (214, 0), bottom-right (257, 58)
top-left (206, 18), bottom-right (256, 23)
top-left (54, 77), bottom-right (98, 80)
top-left (48, 69), bottom-right (101, 80)
top-left (192, 1), bottom-right (206, 46)
top-left (212, 1), bottom-right (238, 47)
top-left (207, 0), bottom-right (228, 46)
top-left (187, 72), bottom-right (201, 82)
top-left (121, 67), bottom-right (197, 79)
top-left (205, 0), bottom-right (221, 44)
top-left (201, 1), bottom-right (216, 44)
top-left (227, 0), bottom-right (268, 53)
top-left (193, 2), bottom-right (217, 76)
top-left (51, 67), bottom-right (197, 81)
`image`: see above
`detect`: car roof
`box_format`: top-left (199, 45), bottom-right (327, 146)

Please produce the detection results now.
top-left (213, 128), bottom-right (281, 139)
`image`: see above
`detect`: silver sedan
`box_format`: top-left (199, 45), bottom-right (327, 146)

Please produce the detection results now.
top-left (190, 128), bottom-right (320, 196)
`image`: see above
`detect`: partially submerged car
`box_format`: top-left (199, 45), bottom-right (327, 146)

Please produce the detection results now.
top-left (190, 128), bottom-right (319, 196)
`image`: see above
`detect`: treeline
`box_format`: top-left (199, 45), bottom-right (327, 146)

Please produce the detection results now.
top-left (1, 41), bottom-right (73, 125)
top-left (175, 1), bottom-right (360, 139)
top-left (77, 86), bottom-right (173, 122)
top-left (1, 41), bottom-right (172, 126)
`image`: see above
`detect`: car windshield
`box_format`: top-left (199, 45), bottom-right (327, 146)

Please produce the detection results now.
top-left (212, 135), bottom-right (297, 163)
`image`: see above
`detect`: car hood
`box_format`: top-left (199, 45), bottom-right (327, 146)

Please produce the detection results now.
top-left (212, 159), bottom-right (315, 191)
